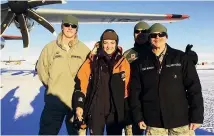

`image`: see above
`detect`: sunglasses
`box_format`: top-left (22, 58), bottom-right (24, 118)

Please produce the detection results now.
top-left (149, 32), bottom-right (167, 38)
top-left (134, 29), bottom-right (148, 34)
top-left (63, 23), bottom-right (77, 28)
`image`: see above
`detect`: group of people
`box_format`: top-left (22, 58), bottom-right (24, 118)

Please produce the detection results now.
top-left (36, 15), bottom-right (204, 135)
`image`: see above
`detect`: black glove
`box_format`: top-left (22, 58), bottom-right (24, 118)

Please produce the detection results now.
top-left (185, 44), bottom-right (198, 65)
top-left (73, 117), bottom-right (87, 130)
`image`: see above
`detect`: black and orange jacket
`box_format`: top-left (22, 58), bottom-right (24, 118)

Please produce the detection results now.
top-left (78, 53), bottom-right (130, 98)
top-left (73, 45), bottom-right (130, 123)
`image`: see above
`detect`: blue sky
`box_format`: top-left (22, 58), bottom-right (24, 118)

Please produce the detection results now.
top-left (1, 1), bottom-right (214, 62)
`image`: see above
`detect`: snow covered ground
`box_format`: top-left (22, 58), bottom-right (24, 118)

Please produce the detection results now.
top-left (0, 62), bottom-right (214, 135)
top-left (197, 70), bottom-right (214, 134)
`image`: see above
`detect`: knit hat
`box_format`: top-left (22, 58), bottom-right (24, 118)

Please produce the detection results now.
top-left (62, 15), bottom-right (78, 26)
top-left (148, 23), bottom-right (167, 34)
top-left (100, 29), bottom-right (119, 45)
top-left (134, 21), bottom-right (150, 30)
top-left (101, 30), bottom-right (118, 40)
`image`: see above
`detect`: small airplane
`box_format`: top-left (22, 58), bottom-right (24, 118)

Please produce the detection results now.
top-left (1, 0), bottom-right (189, 48)
top-left (196, 61), bottom-right (214, 70)
top-left (1, 35), bottom-right (22, 49)
top-left (1, 56), bottom-right (26, 65)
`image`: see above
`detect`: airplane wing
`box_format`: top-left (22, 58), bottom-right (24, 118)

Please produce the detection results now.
top-left (36, 8), bottom-right (189, 24)
top-left (1, 35), bottom-right (22, 49)
top-left (0, 0), bottom-right (189, 48)
top-left (2, 35), bottom-right (22, 40)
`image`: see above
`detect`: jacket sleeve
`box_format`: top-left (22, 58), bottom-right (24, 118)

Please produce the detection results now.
top-left (182, 55), bottom-right (204, 124)
top-left (129, 60), bottom-right (144, 123)
top-left (123, 50), bottom-right (129, 58)
top-left (124, 59), bottom-right (130, 98)
top-left (36, 47), bottom-right (49, 86)
top-left (76, 58), bottom-right (92, 95)
top-left (73, 58), bottom-right (92, 109)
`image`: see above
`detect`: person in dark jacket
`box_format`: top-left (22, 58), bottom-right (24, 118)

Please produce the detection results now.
top-left (123, 21), bottom-right (150, 135)
top-left (73, 29), bottom-right (130, 135)
top-left (129, 23), bottom-right (204, 135)
top-left (124, 22), bottom-right (199, 136)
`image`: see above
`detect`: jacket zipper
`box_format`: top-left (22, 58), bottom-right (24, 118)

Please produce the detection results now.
top-left (156, 54), bottom-right (167, 127)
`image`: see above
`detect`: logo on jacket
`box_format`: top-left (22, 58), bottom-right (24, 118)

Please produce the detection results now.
top-left (142, 66), bottom-right (155, 71)
top-left (78, 97), bottom-right (83, 102)
top-left (71, 55), bottom-right (82, 59)
top-left (130, 53), bottom-right (137, 60)
top-left (166, 63), bottom-right (181, 68)
top-left (121, 72), bottom-right (125, 81)
top-left (53, 52), bottom-right (63, 59)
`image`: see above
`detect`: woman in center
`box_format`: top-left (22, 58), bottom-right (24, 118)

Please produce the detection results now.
top-left (73, 29), bottom-right (130, 135)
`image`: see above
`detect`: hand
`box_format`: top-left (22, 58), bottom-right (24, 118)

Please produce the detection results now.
top-left (185, 44), bottom-right (198, 65)
top-left (138, 121), bottom-right (147, 130)
top-left (76, 107), bottom-right (83, 121)
top-left (189, 123), bottom-right (201, 130)
top-left (185, 44), bottom-right (193, 53)
top-left (91, 41), bottom-right (100, 55)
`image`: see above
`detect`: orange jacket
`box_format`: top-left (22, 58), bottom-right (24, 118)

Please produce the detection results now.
top-left (77, 50), bottom-right (130, 98)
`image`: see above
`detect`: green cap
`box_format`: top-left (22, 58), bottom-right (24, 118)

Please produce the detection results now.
top-left (148, 23), bottom-right (167, 34)
top-left (62, 15), bottom-right (78, 26)
top-left (134, 21), bottom-right (150, 30)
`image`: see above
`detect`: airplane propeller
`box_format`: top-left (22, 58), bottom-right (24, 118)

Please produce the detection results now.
top-left (1, 0), bottom-right (64, 48)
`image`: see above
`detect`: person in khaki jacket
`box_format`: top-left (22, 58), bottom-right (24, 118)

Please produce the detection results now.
top-left (36, 15), bottom-right (90, 135)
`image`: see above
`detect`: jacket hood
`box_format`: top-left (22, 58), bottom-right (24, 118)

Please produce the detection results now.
top-left (56, 32), bottom-right (79, 50)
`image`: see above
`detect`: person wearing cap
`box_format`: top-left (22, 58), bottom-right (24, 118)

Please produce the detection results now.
top-left (72, 29), bottom-right (130, 135)
top-left (123, 21), bottom-right (150, 135)
top-left (37, 15), bottom-right (90, 135)
top-left (123, 21), bottom-right (150, 64)
top-left (129, 23), bottom-right (204, 135)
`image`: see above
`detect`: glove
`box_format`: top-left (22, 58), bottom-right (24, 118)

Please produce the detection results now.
top-left (185, 44), bottom-right (198, 65)
top-left (185, 44), bottom-right (193, 53)
top-left (73, 116), bottom-right (87, 130)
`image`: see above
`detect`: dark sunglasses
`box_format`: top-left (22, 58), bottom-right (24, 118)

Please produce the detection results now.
top-left (63, 23), bottom-right (77, 28)
top-left (150, 32), bottom-right (167, 38)
top-left (134, 29), bottom-right (148, 34)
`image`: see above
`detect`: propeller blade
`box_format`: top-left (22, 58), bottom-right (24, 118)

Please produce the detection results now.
top-left (27, 9), bottom-right (55, 34)
top-left (1, 11), bottom-right (15, 34)
top-left (1, 2), bottom-right (9, 11)
top-left (17, 14), bottom-right (29, 48)
top-left (28, 0), bottom-right (64, 8)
